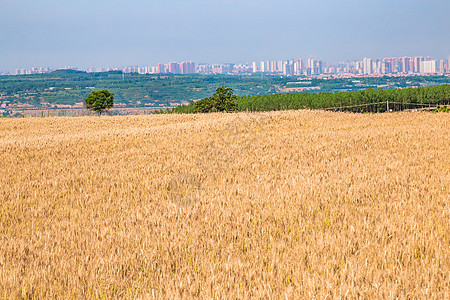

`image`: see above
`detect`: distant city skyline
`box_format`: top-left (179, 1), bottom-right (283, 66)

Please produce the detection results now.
top-left (1, 0), bottom-right (449, 73)
top-left (5, 55), bottom-right (449, 77)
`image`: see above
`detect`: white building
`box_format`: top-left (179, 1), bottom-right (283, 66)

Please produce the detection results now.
top-left (260, 61), bottom-right (266, 73)
top-left (252, 62), bottom-right (259, 72)
top-left (420, 60), bottom-right (436, 74)
top-left (363, 57), bottom-right (373, 75)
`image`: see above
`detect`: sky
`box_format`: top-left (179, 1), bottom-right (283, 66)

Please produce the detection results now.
top-left (0, 0), bottom-right (449, 71)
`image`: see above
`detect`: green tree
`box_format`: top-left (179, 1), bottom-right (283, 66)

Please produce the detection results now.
top-left (194, 86), bottom-right (237, 113)
top-left (85, 89), bottom-right (114, 115)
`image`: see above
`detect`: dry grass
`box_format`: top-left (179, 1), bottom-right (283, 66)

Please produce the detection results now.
top-left (0, 110), bottom-right (449, 299)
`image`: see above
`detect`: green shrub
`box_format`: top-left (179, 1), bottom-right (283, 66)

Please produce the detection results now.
top-left (434, 105), bottom-right (450, 112)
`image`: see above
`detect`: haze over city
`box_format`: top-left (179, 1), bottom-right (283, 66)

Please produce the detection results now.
top-left (1, 0), bottom-right (449, 72)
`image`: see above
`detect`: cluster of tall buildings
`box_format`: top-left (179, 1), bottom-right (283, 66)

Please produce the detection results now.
top-left (252, 59), bottom-right (324, 76)
top-left (85, 62), bottom-right (196, 75)
top-left (251, 56), bottom-right (449, 76)
top-left (3, 56), bottom-right (450, 77)
top-left (10, 66), bottom-right (53, 76)
top-left (157, 61), bottom-right (196, 74)
top-left (361, 56), bottom-right (446, 75)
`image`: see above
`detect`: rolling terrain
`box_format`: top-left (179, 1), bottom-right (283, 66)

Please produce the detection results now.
top-left (0, 111), bottom-right (449, 298)
top-left (1, 71), bottom-right (449, 116)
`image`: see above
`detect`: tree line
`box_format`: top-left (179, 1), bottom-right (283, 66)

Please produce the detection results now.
top-left (169, 84), bottom-right (450, 114)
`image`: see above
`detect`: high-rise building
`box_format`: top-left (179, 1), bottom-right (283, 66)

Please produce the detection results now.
top-left (211, 65), bottom-right (223, 74)
top-left (438, 60), bottom-right (445, 73)
top-left (372, 59), bottom-right (381, 74)
top-left (180, 62), bottom-right (187, 74)
top-left (270, 61), bottom-right (277, 73)
top-left (196, 64), bottom-right (211, 74)
top-left (260, 61), bottom-right (266, 73)
top-left (266, 61), bottom-right (271, 72)
top-left (401, 57), bottom-right (410, 73)
top-left (384, 58), bottom-right (397, 74)
top-left (283, 60), bottom-right (294, 76)
top-left (157, 64), bottom-right (165, 73)
top-left (168, 62), bottom-right (180, 74)
top-left (189, 62), bottom-right (196, 74)
top-left (316, 60), bottom-right (323, 75)
top-left (420, 60), bottom-right (436, 73)
top-left (414, 57), bottom-right (424, 73)
top-left (381, 61), bottom-right (388, 74)
top-left (447, 56), bottom-right (450, 73)
top-left (363, 57), bottom-right (372, 74)
top-left (355, 61), bottom-right (362, 74)
top-left (252, 62), bottom-right (258, 72)
top-left (408, 58), bottom-right (414, 73)
top-left (180, 62), bottom-right (195, 74)
top-left (306, 58), bottom-right (315, 75)
top-left (295, 58), bottom-right (303, 75)
top-left (277, 61), bottom-right (283, 73)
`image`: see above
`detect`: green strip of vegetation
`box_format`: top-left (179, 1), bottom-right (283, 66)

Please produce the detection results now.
top-left (169, 84), bottom-right (450, 114)
top-left (1, 70), bottom-right (449, 109)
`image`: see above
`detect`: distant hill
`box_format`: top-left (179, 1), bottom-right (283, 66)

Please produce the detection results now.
top-left (49, 69), bottom-right (87, 75)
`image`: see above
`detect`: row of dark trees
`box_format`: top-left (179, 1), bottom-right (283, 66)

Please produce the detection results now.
top-left (237, 84), bottom-right (450, 113)
top-left (170, 84), bottom-right (450, 114)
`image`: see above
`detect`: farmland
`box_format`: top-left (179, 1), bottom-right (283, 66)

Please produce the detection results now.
top-left (0, 111), bottom-right (449, 298)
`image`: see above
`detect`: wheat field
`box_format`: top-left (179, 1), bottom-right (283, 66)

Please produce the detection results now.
top-left (0, 110), bottom-right (449, 299)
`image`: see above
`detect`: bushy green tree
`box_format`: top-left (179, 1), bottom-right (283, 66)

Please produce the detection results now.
top-left (194, 86), bottom-right (237, 113)
top-left (85, 89), bottom-right (114, 115)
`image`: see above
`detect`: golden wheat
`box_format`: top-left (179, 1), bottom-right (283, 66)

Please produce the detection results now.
top-left (0, 110), bottom-right (449, 299)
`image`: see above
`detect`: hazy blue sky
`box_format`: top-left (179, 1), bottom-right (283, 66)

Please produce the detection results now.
top-left (1, 0), bottom-right (449, 71)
